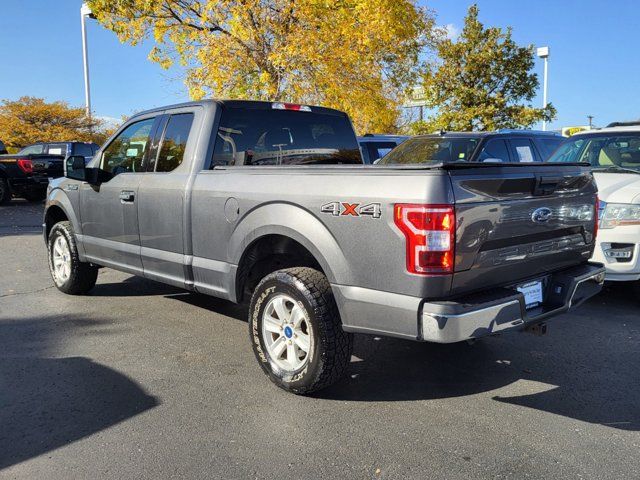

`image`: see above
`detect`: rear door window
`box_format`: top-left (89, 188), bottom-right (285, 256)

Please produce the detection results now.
top-left (154, 113), bottom-right (194, 172)
top-left (509, 138), bottom-right (537, 162)
top-left (212, 106), bottom-right (361, 167)
top-left (477, 139), bottom-right (510, 162)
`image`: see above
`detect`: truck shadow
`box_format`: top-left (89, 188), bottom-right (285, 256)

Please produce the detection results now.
top-left (87, 274), bottom-right (640, 431)
top-left (0, 315), bottom-right (158, 470)
top-left (316, 284), bottom-right (640, 430)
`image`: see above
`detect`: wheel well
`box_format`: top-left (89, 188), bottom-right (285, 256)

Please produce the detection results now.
top-left (236, 234), bottom-right (325, 302)
top-left (44, 206), bottom-right (69, 239)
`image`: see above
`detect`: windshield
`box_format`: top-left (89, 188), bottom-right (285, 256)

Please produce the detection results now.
top-left (548, 134), bottom-right (640, 172)
top-left (378, 137), bottom-right (479, 165)
top-left (212, 107), bottom-right (361, 166)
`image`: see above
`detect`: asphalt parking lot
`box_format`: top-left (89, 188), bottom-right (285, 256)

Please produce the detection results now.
top-left (1, 201), bottom-right (639, 479)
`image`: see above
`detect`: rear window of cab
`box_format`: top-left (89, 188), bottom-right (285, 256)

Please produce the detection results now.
top-left (211, 107), bottom-right (362, 167)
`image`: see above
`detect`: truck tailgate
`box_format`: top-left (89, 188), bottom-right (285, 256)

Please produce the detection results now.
top-left (31, 155), bottom-right (64, 178)
top-left (448, 164), bottom-right (597, 296)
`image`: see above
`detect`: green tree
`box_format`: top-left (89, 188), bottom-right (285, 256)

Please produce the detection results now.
top-left (413, 4), bottom-right (555, 133)
top-left (87, 0), bottom-right (436, 134)
top-left (0, 97), bottom-right (106, 149)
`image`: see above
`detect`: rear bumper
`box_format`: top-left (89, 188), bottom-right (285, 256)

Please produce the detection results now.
top-left (335, 263), bottom-right (605, 343)
top-left (420, 263), bottom-right (605, 343)
top-left (9, 175), bottom-right (49, 192)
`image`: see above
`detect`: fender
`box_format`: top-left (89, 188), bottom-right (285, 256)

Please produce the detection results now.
top-left (228, 202), bottom-right (352, 286)
top-left (44, 185), bottom-right (87, 259)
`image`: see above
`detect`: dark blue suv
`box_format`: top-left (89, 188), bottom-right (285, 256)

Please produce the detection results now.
top-left (379, 130), bottom-right (564, 165)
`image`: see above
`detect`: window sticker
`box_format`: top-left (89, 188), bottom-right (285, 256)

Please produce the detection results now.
top-left (516, 146), bottom-right (534, 162)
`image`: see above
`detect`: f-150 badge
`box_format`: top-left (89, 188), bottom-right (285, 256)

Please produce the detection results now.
top-left (321, 202), bottom-right (381, 218)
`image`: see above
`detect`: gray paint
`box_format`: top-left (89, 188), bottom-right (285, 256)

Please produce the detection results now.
top-left (44, 99), bottom-right (603, 342)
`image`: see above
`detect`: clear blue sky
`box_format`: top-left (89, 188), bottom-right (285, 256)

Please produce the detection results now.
top-left (1, 0), bottom-right (638, 129)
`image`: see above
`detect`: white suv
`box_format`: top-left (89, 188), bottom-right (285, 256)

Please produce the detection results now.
top-left (549, 125), bottom-right (640, 285)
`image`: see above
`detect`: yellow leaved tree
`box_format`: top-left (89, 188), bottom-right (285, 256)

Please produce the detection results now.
top-left (87, 0), bottom-right (435, 134)
top-left (0, 97), bottom-right (105, 150)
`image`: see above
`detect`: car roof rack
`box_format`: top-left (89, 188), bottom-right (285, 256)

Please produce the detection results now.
top-left (495, 129), bottom-right (560, 135)
top-left (606, 121), bottom-right (640, 128)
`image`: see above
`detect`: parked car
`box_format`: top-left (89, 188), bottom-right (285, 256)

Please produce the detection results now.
top-left (357, 134), bottom-right (408, 164)
top-left (0, 141), bottom-right (99, 204)
top-left (547, 123), bottom-right (640, 287)
top-left (0, 140), bottom-right (7, 155)
top-left (383, 130), bottom-right (564, 164)
top-left (44, 100), bottom-right (604, 394)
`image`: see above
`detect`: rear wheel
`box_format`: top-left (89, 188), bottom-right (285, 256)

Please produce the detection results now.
top-left (0, 178), bottom-right (11, 205)
top-left (47, 221), bottom-right (98, 294)
top-left (249, 267), bottom-right (353, 394)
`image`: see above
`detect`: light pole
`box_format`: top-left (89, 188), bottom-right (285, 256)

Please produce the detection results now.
top-left (537, 46), bottom-right (550, 131)
top-left (80, 3), bottom-right (95, 118)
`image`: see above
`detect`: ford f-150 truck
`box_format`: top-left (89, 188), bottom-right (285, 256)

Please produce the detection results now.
top-left (43, 100), bottom-right (605, 394)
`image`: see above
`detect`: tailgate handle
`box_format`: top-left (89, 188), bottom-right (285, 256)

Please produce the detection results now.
top-left (533, 175), bottom-right (562, 196)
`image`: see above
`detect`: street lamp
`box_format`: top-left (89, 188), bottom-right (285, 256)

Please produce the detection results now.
top-left (537, 46), bottom-right (550, 131)
top-left (80, 3), bottom-right (96, 118)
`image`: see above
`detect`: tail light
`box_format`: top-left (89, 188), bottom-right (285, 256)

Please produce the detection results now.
top-left (394, 204), bottom-right (455, 274)
top-left (17, 158), bottom-right (33, 174)
top-left (593, 195), bottom-right (599, 240)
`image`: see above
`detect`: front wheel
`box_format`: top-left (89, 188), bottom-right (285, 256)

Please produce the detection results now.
top-left (47, 221), bottom-right (98, 294)
top-left (249, 267), bottom-right (353, 395)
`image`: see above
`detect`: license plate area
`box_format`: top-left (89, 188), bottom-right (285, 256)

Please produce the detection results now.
top-left (517, 280), bottom-right (543, 309)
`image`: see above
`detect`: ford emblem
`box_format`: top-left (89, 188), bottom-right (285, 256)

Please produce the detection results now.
top-left (531, 207), bottom-right (552, 223)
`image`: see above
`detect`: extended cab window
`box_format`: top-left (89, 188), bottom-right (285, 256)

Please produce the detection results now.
top-left (155, 113), bottom-right (194, 172)
top-left (101, 118), bottom-right (155, 175)
top-left (211, 107), bottom-right (361, 166)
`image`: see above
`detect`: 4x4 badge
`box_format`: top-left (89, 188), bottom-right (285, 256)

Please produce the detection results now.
top-left (321, 202), bottom-right (381, 218)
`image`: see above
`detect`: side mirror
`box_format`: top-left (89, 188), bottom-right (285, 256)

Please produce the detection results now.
top-left (65, 155), bottom-right (87, 181)
top-left (65, 155), bottom-right (113, 185)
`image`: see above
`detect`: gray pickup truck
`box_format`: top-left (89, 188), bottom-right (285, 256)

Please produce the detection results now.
top-left (43, 100), bottom-right (605, 394)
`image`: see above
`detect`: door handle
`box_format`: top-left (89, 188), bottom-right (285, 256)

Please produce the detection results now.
top-left (119, 190), bottom-right (135, 203)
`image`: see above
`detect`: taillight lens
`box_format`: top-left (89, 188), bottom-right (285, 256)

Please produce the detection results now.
top-left (17, 158), bottom-right (33, 174)
top-left (394, 204), bottom-right (455, 274)
top-left (593, 195), bottom-right (599, 240)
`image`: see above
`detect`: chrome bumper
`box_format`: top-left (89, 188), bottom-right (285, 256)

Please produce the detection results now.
top-left (420, 263), bottom-right (606, 343)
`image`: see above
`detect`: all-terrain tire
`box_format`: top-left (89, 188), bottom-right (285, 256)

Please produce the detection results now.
top-left (47, 221), bottom-right (98, 295)
top-left (249, 267), bottom-right (353, 395)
